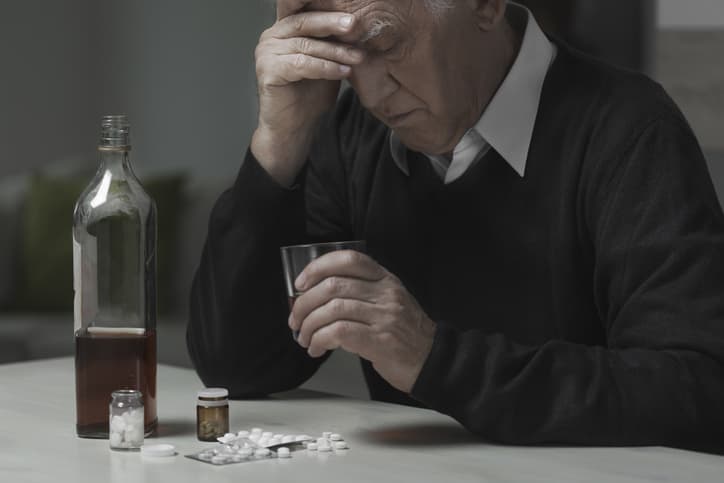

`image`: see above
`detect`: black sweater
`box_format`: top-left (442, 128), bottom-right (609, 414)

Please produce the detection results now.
top-left (187, 46), bottom-right (724, 450)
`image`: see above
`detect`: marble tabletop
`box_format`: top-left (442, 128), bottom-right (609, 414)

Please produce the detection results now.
top-left (1, 357), bottom-right (723, 482)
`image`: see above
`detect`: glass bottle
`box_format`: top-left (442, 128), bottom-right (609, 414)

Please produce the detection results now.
top-left (109, 390), bottom-right (145, 450)
top-left (73, 115), bottom-right (158, 438)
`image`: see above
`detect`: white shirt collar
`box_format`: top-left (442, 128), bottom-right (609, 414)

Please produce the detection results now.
top-left (389, 3), bottom-right (556, 182)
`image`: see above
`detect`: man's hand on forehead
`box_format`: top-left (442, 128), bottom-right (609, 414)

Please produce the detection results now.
top-left (277, 0), bottom-right (398, 49)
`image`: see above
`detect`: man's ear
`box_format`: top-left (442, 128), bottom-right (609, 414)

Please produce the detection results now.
top-left (467, 0), bottom-right (507, 31)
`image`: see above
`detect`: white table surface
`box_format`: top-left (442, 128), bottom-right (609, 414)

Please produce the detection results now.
top-left (2, 358), bottom-right (723, 483)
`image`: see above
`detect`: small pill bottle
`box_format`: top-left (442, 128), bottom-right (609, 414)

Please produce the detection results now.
top-left (197, 388), bottom-right (229, 441)
top-left (109, 389), bottom-right (144, 451)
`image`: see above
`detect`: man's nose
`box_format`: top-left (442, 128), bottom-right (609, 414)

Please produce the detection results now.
top-left (350, 57), bottom-right (399, 110)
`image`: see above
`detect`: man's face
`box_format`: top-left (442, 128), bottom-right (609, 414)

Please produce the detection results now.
top-left (311, 0), bottom-right (491, 155)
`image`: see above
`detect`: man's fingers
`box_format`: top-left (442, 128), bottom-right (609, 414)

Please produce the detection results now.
top-left (271, 54), bottom-right (351, 83)
top-left (296, 250), bottom-right (385, 291)
top-left (306, 320), bottom-right (375, 358)
top-left (268, 11), bottom-right (356, 40)
top-left (289, 277), bottom-right (379, 332)
top-left (297, 298), bottom-right (380, 348)
top-left (267, 37), bottom-right (364, 65)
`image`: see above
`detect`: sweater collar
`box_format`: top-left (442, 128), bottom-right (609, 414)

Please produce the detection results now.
top-left (390, 3), bottom-right (556, 179)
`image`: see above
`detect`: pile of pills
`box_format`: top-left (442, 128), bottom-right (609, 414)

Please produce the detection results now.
top-left (109, 408), bottom-right (144, 449)
top-left (187, 427), bottom-right (349, 466)
top-left (307, 432), bottom-right (348, 452)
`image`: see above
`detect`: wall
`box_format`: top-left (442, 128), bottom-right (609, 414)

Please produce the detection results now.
top-left (0, 0), bottom-right (98, 178)
top-left (655, 0), bottom-right (724, 154)
top-left (96, 0), bottom-right (274, 179)
top-left (659, 0), bottom-right (724, 28)
top-left (0, 1), bottom-right (274, 180)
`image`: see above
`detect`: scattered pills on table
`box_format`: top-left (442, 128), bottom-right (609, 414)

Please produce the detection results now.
top-left (254, 448), bottom-right (271, 458)
top-left (188, 428), bottom-right (349, 466)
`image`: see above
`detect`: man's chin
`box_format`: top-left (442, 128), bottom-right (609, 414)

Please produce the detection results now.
top-left (394, 130), bottom-right (449, 155)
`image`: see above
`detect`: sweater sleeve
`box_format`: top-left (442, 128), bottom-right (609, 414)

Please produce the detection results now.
top-left (410, 117), bottom-right (724, 450)
top-left (187, 109), bottom-right (353, 397)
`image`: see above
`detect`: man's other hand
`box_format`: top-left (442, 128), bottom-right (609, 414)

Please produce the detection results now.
top-left (288, 250), bottom-right (436, 394)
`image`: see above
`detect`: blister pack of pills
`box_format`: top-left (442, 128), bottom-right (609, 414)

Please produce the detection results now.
top-left (186, 427), bottom-right (349, 466)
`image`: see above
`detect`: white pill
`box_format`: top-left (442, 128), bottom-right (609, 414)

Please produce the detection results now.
top-left (307, 443), bottom-right (318, 451)
top-left (231, 455), bottom-right (244, 463)
top-left (251, 427), bottom-right (262, 434)
top-left (317, 437), bottom-right (329, 445)
top-left (238, 448), bottom-right (253, 458)
top-left (333, 441), bottom-right (348, 450)
top-left (254, 448), bottom-right (271, 458)
top-left (269, 438), bottom-right (282, 447)
top-left (318, 444), bottom-right (332, 452)
top-left (322, 432), bottom-right (332, 438)
top-left (274, 433), bottom-right (284, 439)
top-left (125, 428), bottom-right (143, 445)
top-left (109, 431), bottom-right (122, 447)
top-left (258, 438), bottom-right (270, 447)
top-left (262, 431), bottom-right (273, 438)
top-left (281, 435), bottom-right (294, 444)
top-left (249, 434), bottom-right (260, 442)
top-left (277, 447), bottom-right (291, 458)
top-left (237, 430), bottom-right (250, 438)
top-left (110, 415), bottom-right (126, 433)
top-left (329, 433), bottom-right (343, 441)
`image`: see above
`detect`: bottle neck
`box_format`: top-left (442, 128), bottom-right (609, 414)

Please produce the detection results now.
top-left (98, 148), bottom-right (134, 179)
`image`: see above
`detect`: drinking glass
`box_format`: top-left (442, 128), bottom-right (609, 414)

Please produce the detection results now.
top-left (280, 240), bottom-right (366, 338)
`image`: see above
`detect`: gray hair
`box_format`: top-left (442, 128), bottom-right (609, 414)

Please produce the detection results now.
top-left (424, 0), bottom-right (455, 15)
top-left (361, 0), bottom-right (455, 41)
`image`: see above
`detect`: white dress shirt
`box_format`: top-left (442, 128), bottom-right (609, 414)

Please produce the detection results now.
top-left (390, 3), bottom-right (557, 183)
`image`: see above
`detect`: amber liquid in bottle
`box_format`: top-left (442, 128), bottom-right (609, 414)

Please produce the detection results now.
top-left (75, 328), bottom-right (157, 438)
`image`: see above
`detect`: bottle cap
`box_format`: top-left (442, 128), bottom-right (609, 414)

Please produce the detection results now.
top-left (197, 388), bottom-right (229, 400)
top-left (141, 444), bottom-right (176, 457)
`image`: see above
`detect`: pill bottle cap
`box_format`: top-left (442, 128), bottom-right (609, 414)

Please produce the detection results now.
top-left (197, 388), bottom-right (228, 399)
top-left (141, 444), bottom-right (176, 457)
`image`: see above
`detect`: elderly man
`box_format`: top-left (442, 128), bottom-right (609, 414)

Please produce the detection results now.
top-left (188, 0), bottom-right (724, 450)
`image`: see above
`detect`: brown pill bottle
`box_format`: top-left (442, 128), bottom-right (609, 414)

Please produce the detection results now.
top-left (197, 388), bottom-right (229, 441)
